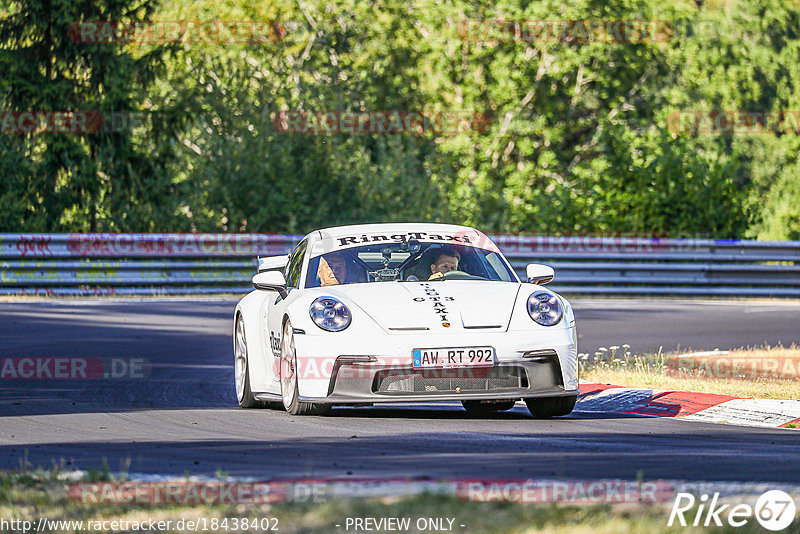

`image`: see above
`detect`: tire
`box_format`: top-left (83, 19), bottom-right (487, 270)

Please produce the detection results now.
top-left (280, 319), bottom-right (331, 416)
top-left (234, 314), bottom-right (266, 408)
top-left (524, 395), bottom-right (577, 418)
top-left (462, 399), bottom-right (517, 416)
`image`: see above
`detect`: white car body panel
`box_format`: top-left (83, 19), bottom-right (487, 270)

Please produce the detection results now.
top-left (257, 255), bottom-right (289, 272)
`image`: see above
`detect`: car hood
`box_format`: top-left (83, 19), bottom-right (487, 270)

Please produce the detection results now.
top-left (324, 281), bottom-right (523, 332)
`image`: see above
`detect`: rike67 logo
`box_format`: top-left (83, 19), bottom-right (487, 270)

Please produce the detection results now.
top-left (669, 490), bottom-right (796, 531)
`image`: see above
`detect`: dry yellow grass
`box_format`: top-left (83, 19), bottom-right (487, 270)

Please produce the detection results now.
top-left (583, 367), bottom-right (800, 399)
top-left (580, 345), bottom-right (800, 400)
top-left (729, 346), bottom-right (800, 359)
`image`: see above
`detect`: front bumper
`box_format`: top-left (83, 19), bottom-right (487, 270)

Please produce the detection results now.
top-left (291, 326), bottom-right (578, 402)
top-left (301, 360), bottom-right (572, 404)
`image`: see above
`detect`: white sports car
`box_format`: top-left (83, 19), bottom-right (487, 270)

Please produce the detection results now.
top-left (233, 223), bottom-right (578, 417)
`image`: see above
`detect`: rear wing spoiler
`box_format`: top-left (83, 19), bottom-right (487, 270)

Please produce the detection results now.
top-left (257, 254), bottom-right (289, 272)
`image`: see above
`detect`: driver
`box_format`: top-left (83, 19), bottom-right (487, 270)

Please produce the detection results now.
top-left (428, 248), bottom-right (460, 280)
top-left (318, 252), bottom-right (349, 286)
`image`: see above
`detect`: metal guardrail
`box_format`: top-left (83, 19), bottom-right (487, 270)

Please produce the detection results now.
top-left (1, 234), bottom-right (799, 296)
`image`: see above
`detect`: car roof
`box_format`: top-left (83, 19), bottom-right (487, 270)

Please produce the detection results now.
top-left (302, 223), bottom-right (500, 256)
top-left (310, 222), bottom-right (477, 239)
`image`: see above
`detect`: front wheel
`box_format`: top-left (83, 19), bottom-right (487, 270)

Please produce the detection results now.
top-left (462, 399), bottom-right (517, 416)
top-left (234, 314), bottom-right (266, 408)
top-left (280, 319), bottom-right (330, 416)
top-left (524, 395), bottom-right (577, 418)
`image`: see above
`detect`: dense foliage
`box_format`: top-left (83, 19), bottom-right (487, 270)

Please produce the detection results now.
top-left (1, 0), bottom-right (799, 238)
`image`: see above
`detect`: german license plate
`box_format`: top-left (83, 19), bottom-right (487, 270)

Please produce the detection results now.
top-left (412, 347), bottom-right (495, 368)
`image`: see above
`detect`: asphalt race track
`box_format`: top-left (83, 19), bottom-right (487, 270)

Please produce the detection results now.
top-left (1, 298), bottom-right (800, 482)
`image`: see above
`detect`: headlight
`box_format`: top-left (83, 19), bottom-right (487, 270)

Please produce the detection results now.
top-left (309, 297), bottom-right (351, 332)
top-left (527, 291), bottom-right (562, 326)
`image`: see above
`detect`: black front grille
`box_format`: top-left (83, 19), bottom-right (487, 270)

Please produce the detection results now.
top-left (373, 366), bottom-right (527, 395)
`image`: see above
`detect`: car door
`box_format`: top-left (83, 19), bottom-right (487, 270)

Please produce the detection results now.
top-left (264, 239), bottom-right (308, 363)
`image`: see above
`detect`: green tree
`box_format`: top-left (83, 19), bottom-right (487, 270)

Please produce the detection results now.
top-left (3, 0), bottom-right (800, 239)
top-left (171, 0), bottom-right (446, 233)
top-left (0, 0), bottom-right (189, 231)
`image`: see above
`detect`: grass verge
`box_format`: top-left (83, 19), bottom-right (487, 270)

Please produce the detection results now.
top-left (580, 345), bottom-right (800, 400)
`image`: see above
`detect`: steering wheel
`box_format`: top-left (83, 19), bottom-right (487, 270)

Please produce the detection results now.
top-left (429, 270), bottom-right (481, 281)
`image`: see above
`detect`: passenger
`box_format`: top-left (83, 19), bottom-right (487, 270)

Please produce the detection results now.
top-left (318, 252), bottom-right (349, 286)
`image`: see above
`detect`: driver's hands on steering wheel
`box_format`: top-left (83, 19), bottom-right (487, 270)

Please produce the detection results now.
top-left (428, 271), bottom-right (444, 280)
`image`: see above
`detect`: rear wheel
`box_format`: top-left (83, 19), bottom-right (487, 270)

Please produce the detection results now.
top-left (280, 319), bottom-right (330, 416)
top-left (524, 395), bottom-right (577, 418)
top-left (462, 399), bottom-right (517, 416)
top-left (234, 314), bottom-right (266, 408)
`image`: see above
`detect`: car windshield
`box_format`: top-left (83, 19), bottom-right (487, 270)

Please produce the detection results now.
top-left (305, 241), bottom-right (518, 288)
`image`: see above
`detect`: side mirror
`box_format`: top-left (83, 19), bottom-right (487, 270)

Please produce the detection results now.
top-left (526, 264), bottom-right (555, 285)
top-left (257, 254), bottom-right (289, 272)
top-left (252, 271), bottom-right (288, 297)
